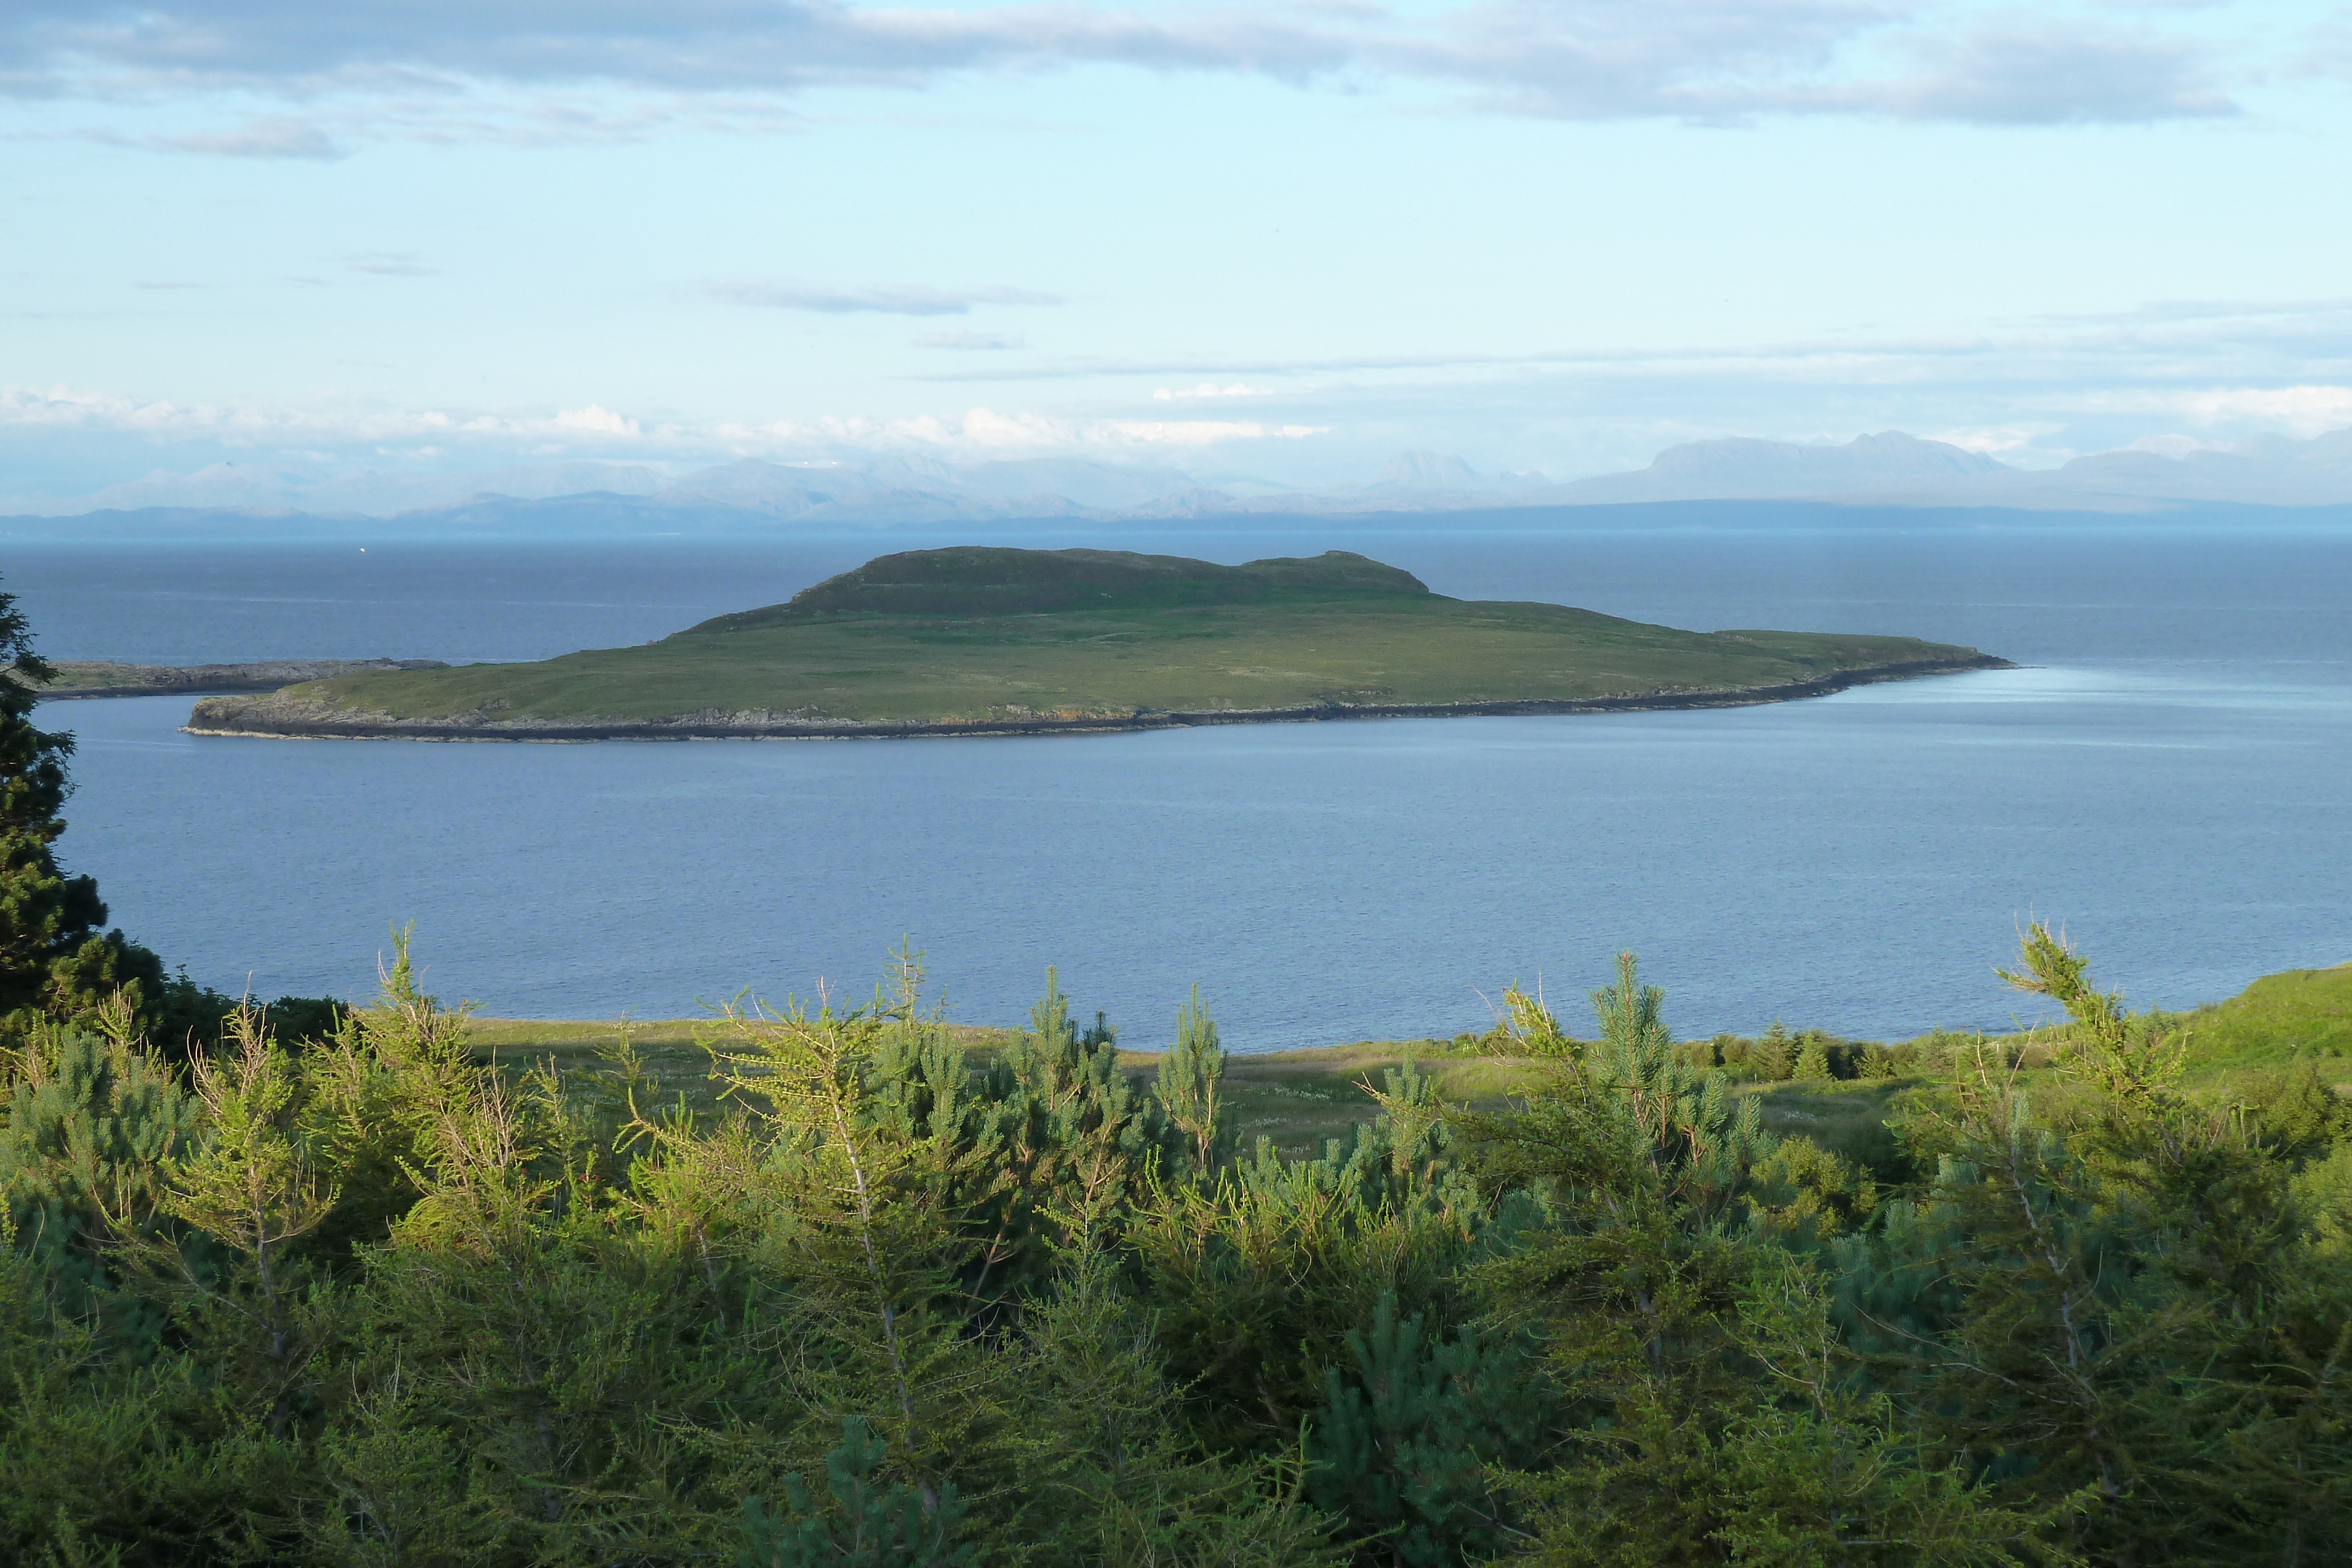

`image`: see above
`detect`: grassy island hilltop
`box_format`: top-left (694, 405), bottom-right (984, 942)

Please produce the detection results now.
top-left (186, 545), bottom-right (2007, 740)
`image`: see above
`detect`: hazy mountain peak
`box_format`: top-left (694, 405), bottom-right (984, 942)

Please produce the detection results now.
top-left (1847, 430), bottom-right (2007, 472)
top-left (1646, 430), bottom-right (2005, 482)
top-left (657, 458), bottom-right (824, 498)
top-left (1525, 429), bottom-right (2015, 506)
top-left (2292, 427), bottom-right (2352, 469)
top-left (1369, 450), bottom-right (1481, 490)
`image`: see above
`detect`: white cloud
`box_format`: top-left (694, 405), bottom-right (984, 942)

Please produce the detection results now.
top-left (549, 404), bottom-right (640, 437)
top-left (1918, 424), bottom-right (2077, 467)
top-left (1153, 383), bottom-right (1272, 401)
top-left (335, 250), bottom-right (433, 278)
top-left (2124, 433), bottom-right (2230, 459)
top-left (2172, 385), bottom-right (2352, 436)
top-left (706, 280), bottom-right (1063, 316)
top-left (0, 383), bottom-right (1335, 464)
top-left (0, 0), bottom-right (2254, 139)
top-left (1098, 419), bottom-right (1325, 445)
top-left (0, 384), bottom-right (662, 447)
top-left (921, 295), bottom-right (2352, 411)
top-left (912, 329), bottom-right (1027, 350)
top-left (717, 406), bottom-right (1328, 452)
top-left (2069, 385), bottom-right (2352, 437)
top-left (1799, 22), bottom-right (2233, 125)
top-left (145, 118), bottom-right (344, 159)
top-left (1923, 424), bottom-right (2052, 455)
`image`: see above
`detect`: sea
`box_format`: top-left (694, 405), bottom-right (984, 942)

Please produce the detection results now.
top-left (6, 515), bottom-right (2348, 1050)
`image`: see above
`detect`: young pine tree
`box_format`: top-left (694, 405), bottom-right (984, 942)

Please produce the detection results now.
top-left (0, 997), bottom-right (199, 1303)
top-left (1158, 984), bottom-right (1230, 1175)
top-left (147, 1002), bottom-right (341, 1440)
top-left (967, 969), bottom-right (1164, 1296)
top-left (1792, 1030), bottom-right (1833, 1082)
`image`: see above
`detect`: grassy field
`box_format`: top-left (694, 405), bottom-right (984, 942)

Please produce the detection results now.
top-left (465, 960), bottom-right (2352, 1160)
top-left (460, 1023), bottom-right (1993, 1165)
top-left (466, 1016), bottom-right (1541, 1159)
top-left (208, 546), bottom-right (1998, 732)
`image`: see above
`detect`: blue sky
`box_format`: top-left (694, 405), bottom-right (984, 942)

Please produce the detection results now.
top-left (5, 0), bottom-right (2350, 505)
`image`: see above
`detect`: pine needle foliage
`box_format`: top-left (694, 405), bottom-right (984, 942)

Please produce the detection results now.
top-left (964, 968), bottom-right (1167, 1301)
top-left (1130, 1057), bottom-right (1485, 1456)
top-left (1793, 1031), bottom-right (1834, 1082)
top-left (1, 1007), bottom-right (198, 1309)
top-left (1826, 924), bottom-right (2352, 1564)
top-left (1307, 1291), bottom-right (1550, 1566)
top-left (0, 922), bottom-right (2345, 1566)
top-left (1160, 984), bottom-right (1231, 1175)
top-left (0, 580), bottom-right (165, 1043)
top-left (740, 1418), bottom-right (971, 1568)
top-left (1468, 954), bottom-right (1768, 1225)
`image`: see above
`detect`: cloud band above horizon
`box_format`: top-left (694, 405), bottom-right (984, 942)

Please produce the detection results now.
top-left (1, 0), bottom-right (2284, 145)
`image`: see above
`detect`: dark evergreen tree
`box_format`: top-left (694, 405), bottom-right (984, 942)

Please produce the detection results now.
top-left (0, 581), bottom-right (163, 1041)
top-left (963, 969), bottom-right (1164, 1298)
top-left (1307, 1293), bottom-right (1548, 1566)
top-left (0, 1001), bottom-right (201, 1313)
top-left (741, 1419), bottom-right (970, 1567)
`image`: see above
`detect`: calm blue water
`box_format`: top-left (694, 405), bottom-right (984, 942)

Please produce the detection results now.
top-left (10, 523), bottom-right (2350, 1047)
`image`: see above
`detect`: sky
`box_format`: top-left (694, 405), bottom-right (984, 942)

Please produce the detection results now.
top-left (5, 0), bottom-right (2351, 507)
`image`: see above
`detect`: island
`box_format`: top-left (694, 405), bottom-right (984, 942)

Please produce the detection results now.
top-left (183, 546), bottom-right (2010, 741)
top-left (36, 658), bottom-right (448, 700)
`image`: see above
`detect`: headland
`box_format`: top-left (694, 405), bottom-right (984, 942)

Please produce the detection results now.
top-left (36, 658), bottom-right (447, 699)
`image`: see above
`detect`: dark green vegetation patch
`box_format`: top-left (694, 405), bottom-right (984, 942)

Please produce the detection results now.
top-left (691, 544), bottom-right (1435, 628)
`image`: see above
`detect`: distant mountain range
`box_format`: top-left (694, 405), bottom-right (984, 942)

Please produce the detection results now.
top-left (10, 429), bottom-right (2352, 536)
top-left (1519, 429), bottom-right (2352, 510)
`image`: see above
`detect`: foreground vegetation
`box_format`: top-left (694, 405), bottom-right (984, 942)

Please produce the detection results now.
top-left (186, 546), bottom-right (2002, 738)
top-left (8, 570), bottom-right (2348, 1564)
top-left (5, 929), bottom-right (2350, 1566)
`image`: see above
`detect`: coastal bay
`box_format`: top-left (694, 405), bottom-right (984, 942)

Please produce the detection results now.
top-left (24, 521), bottom-right (2350, 1042)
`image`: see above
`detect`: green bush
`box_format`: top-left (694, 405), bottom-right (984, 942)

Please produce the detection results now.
top-left (0, 921), bottom-right (2346, 1565)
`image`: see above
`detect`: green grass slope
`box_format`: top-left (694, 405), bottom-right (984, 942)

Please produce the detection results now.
top-left (191, 546), bottom-right (2002, 736)
top-left (2174, 961), bottom-right (2352, 1079)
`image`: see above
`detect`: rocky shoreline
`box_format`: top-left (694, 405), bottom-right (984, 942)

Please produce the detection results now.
top-left (183, 654), bottom-right (2013, 741)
